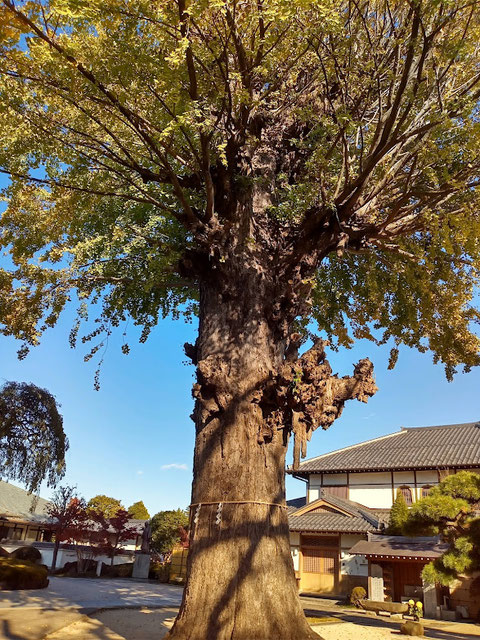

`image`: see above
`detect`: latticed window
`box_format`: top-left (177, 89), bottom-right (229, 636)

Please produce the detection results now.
top-left (421, 485), bottom-right (432, 498)
top-left (399, 485), bottom-right (413, 505)
top-left (302, 548), bottom-right (336, 574)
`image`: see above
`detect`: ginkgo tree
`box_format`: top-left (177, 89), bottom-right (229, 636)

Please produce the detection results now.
top-left (1, 1), bottom-right (480, 638)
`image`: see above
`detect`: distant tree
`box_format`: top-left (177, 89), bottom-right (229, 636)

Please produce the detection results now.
top-left (127, 501), bottom-right (150, 520)
top-left (92, 508), bottom-right (140, 566)
top-left (404, 471), bottom-right (480, 585)
top-left (178, 525), bottom-right (189, 549)
top-left (46, 485), bottom-right (87, 572)
top-left (87, 494), bottom-right (123, 518)
top-left (151, 509), bottom-right (189, 556)
top-left (387, 490), bottom-right (409, 535)
top-left (0, 381), bottom-right (68, 493)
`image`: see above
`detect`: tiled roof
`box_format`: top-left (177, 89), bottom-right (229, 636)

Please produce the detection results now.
top-left (0, 480), bottom-right (51, 523)
top-left (288, 489), bottom-right (386, 534)
top-left (289, 512), bottom-right (376, 533)
top-left (349, 534), bottom-right (449, 560)
top-left (286, 496), bottom-right (307, 514)
top-left (290, 422), bottom-right (480, 474)
top-left (0, 481), bottom-right (146, 530)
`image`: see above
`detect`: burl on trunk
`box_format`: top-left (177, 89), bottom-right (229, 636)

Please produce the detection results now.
top-left (166, 261), bottom-right (377, 640)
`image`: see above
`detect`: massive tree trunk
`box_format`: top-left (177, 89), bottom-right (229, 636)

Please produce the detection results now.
top-left (167, 265), bottom-right (318, 640)
top-left (167, 195), bottom-right (377, 639)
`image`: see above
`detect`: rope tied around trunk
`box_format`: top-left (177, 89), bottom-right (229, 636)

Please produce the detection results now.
top-left (189, 500), bottom-right (288, 509)
top-left (190, 500), bottom-right (287, 528)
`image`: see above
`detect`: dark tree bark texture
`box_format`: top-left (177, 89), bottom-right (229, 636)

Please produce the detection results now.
top-left (167, 200), bottom-right (377, 640)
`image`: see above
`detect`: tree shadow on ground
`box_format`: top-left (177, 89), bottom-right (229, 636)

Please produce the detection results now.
top-left (303, 607), bottom-right (480, 640)
top-left (0, 619), bottom-right (26, 640)
top-left (51, 607), bottom-right (178, 640)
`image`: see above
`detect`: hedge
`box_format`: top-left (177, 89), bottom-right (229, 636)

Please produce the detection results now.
top-left (10, 546), bottom-right (42, 563)
top-left (0, 558), bottom-right (49, 590)
top-left (101, 562), bottom-right (133, 578)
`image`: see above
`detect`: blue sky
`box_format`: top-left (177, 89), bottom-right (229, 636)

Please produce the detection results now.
top-left (2, 295), bottom-right (480, 517)
top-left (1, 172), bottom-right (480, 516)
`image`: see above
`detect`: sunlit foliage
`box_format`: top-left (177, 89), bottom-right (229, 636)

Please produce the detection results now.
top-left (1, 0), bottom-right (480, 377)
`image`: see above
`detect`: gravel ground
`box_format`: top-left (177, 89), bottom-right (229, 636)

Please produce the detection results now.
top-left (0, 577), bottom-right (183, 610)
top-left (45, 609), bottom-right (480, 640)
top-left (313, 619), bottom-right (404, 640)
top-left (44, 609), bottom-right (406, 640)
top-left (46, 607), bottom-right (178, 639)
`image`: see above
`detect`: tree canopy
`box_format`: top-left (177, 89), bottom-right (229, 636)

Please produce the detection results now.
top-left (46, 484), bottom-right (86, 570)
top-left (0, 0), bottom-right (479, 381)
top-left (151, 508), bottom-right (189, 555)
top-left (91, 507), bottom-right (140, 565)
top-left (0, 380), bottom-right (68, 492)
top-left (3, 1), bottom-right (480, 637)
top-left (127, 500), bottom-right (150, 520)
top-left (87, 494), bottom-right (123, 518)
top-left (404, 471), bottom-right (480, 585)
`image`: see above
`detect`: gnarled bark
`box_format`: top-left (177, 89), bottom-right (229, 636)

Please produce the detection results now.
top-left (166, 254), bottom-right (377, 640)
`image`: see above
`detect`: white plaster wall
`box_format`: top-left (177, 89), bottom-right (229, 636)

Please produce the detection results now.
top-left (340, 553), bottom-right (368, 576)
top-left (416, 470), bottom-right (439, 484)
top-left (349, 472), bottom-right (391, 485)
top-left (290, 546), bottom-right (300, 571)
top-left (309, 474), bottom-right (322, 487)
top-left (323, 473), bottom-right (348, 485)
top-left (340, 534), bottom-right (368, 576)
top-left (290, 532), bottom-right (300, 546)
top-left (341, 534), bottom-right (364, 548)
top-left (349, 486), bottom-right (393, 508)
top-left (393, 470), bottom-right (415, 483)
top-left (3, 542), bottom-right (134, 569)
top-left (308, 474), bottom-right (322, 503)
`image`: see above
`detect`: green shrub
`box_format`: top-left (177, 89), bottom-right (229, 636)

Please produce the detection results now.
top-left (149, 561), bottom-right (170, 582)
top-left (10, 546), bottom-right (42, 563)
top-left (102, 562), bottom-right (133, 578)
top-left (350, 586), bottom-right (367, 605)
top-left (0, 558), bottom-right (49, 590)
top-left (0, 547), bottom-right (9, 558)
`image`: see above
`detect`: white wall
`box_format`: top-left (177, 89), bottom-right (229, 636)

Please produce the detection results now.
top-left (306, 469), bottom-right (480, 509)
top-left (3, 541), bottom-right (135, 569)
top-left (349, 471), bottom-right (393, 508)
top-left (323, 473), bottom-right (348, 486)
top-left (340, 534), bottom-right (368, 577)
top-left (289, 532), bottom-right (300, 571)
top-left (349, 486), bottom-right (393, 508)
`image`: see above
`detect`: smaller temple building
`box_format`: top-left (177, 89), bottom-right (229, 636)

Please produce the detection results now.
top-left (288, 421), bottom-right (480, 618)
top-left (288, 491), bottom-right (387, 595)
top-left (349, 534), bottom-right (448, 617)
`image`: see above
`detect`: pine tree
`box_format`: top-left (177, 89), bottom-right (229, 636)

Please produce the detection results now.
top-left (404, 472), bottom-right (480, 585)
